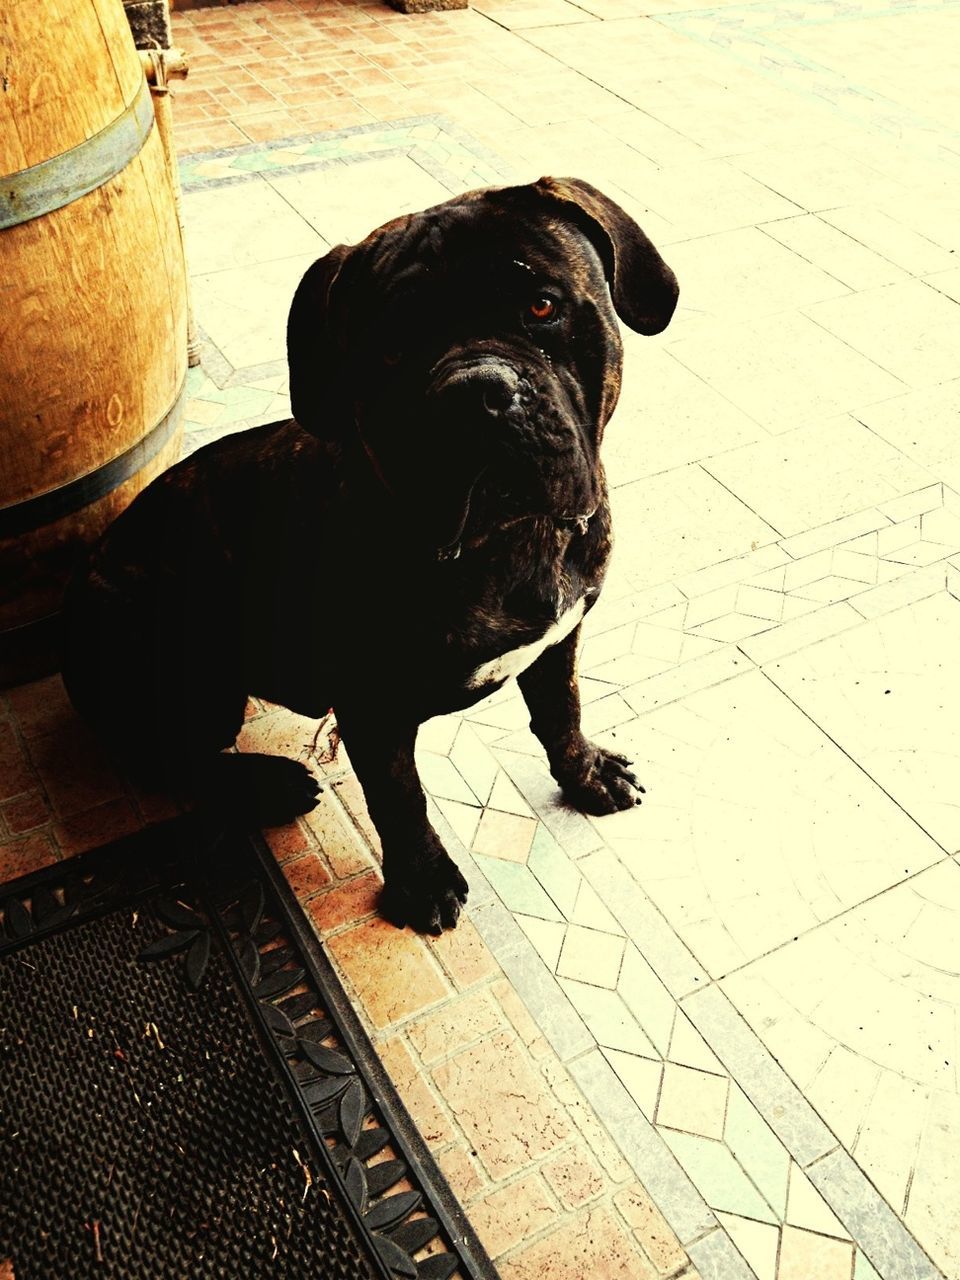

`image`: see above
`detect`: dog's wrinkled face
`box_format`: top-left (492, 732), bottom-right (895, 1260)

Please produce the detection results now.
top-left (288, 177), bottom-right (678, 555)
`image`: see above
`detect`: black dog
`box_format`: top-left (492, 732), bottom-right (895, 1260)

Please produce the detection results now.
top-left (62, 177), bottom-right (678, 934)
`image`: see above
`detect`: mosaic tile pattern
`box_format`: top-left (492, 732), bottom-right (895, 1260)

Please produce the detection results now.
top-left (167, 93), bottom-right (960, 1274)
top-left (129, 0), bottom-right (960, 1270)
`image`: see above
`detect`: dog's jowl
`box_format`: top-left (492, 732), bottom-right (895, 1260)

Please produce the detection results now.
top-left (62, 176), bottom-right (679, 934)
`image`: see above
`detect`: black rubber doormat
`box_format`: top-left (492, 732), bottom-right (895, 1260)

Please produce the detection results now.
top-left (0, 817), bottom-right (498, 1280)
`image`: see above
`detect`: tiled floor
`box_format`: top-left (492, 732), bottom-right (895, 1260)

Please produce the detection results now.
top-left (4, 0), bottom-right (960, 1276)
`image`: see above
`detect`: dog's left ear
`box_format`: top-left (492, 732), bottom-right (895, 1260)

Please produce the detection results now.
top-left (286, 243), bottom-right (355, 436)
top-left (531, 176), bottom-right (679, 336)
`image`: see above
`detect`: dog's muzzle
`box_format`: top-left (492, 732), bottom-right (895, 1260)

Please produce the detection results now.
top-left (428, 356), bottom-right (522, 421)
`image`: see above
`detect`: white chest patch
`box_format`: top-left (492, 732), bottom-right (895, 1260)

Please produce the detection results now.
top-left (465, 596), bottom-right (587, 691)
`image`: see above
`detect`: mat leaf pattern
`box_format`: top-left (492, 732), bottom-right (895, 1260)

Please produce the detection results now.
top-left (0, 817), bottom-right (496, 1280)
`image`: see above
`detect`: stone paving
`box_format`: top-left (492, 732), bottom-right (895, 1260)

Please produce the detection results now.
top-left (4, 0), bottom-right (960, 1276)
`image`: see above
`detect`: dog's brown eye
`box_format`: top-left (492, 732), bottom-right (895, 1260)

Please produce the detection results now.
top-left (528, 296), bottom-right (557, 322)
top-left (383, 350), bottom-right (402, 368)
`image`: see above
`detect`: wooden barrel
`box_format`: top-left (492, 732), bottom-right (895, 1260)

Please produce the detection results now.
top-left (0, 0), bottom-right (188, 686)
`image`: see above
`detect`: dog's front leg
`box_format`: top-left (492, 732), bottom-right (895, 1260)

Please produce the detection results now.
top-left (518, 628), bottom-right (644, 815)
top-left (334, 708), bottom-right (469, 934)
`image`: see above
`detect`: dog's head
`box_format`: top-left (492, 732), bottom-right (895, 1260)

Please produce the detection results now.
top-left (287, 177), bottom-right (678, 557)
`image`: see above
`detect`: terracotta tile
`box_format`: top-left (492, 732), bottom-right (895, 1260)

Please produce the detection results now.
top-left (295, 102), bottom-right (377, 131)
top-left (29, 724), bottom-right (123, 817)
top-left (263, 821), bottom-right (312, 862)
top-left (470, 1173), bottom-right (557, 1257)
top-left (376, 1036), bottom-right (456, 1147)
top-left (173, 119), bottom-right (250, 154)
top-left (407, 989), bottom-right (503, 1064)
top-left (0, 721), bottom-right (36, 802)
top-left (5, 676), bottom-right (74, 738)
top-left (540, 1059), bottom-right (633, 1183)
top-left (0, 832), bottom-right (59, 882)
top-left (236, 706), bottom-right (330, 777)
top-left (307, 870), bottom-right (382, 933)
top-left (436, 1143), bottom-right (487, 1202)
top-left (614, 1184), bottom-right (690, 1276)
top-left (326, 917), bottom-right (449, 1027)
top-left (493, 979), bottom-right (551, 1059)
top-left (501, 1206), bottom-right (658, 1280)
top-left (277, 86), bottom-right (339, 109)
top-left (281, 849), bottom-right (332, 899)
top-left (130, 785), bottom-right (185, 825)
top-left (429, 914), bottom-right (500, 989)
top-left (432, 1032), bottom-right (573, 1179)
top-left (542, 1143), bottom-right (606, 1209)
top-left (471, 808), bottom-right (537, 863)
top-left (54, 799), bottom-right (144, 858)
top-left (302, 788), bottom-right (373, 878)
top-left (328, 774), bottom-right (382, 857)
top-left (3, 790), bottom-right (51, 834)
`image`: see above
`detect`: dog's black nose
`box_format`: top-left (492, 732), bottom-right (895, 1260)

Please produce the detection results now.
top-left (431, 359), bottom-right (520, 419)
top-left (480, 366), bottom-right (520, 415)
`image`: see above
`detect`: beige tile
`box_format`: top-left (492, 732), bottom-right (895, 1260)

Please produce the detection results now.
top-left (471, 0), bottom-right (597, 29)
top-left (907, 1090), bottom-right (960, 1279)
top-left (557, 923), bottom-right (626, 988)
top-left (614, 1182), bottom-right (690, 1275)
top-left (768, 594), bottom-right (960, 848)
top-left (786, 1165), bottom-right (850, 1239)
top-left (761, 213), bottom-right (908, 290)
top-left (852, 1070), bottom-right (928, 1212)
top-left (622, 158), bottom-right (801, 239)
top-left (471, 808), bottom-right (538, 863)
top-left (604, 345), bottom-right (759, 487)
top-left (806, 280), bottom-right (960, 388)
top-left (664, 227), bottom-right (849, 334)
top-left (609, 465), bottom-right (778, 592)
top-left (778, 1225), bottom-right (854, 1280)
top-left (878, 193), bottom-right (960, 255)
top-left (804, 1044), bottom-right (879, 1150)
top-left (516, 915), bottom-right (566, 970)
top-left (853, 380), bottom-right (960, 470)
top-left (701, 415), bottom-right (932, 537)
top-left (821, 205), bottom-right (957, 276)
top-left (604, 1049), bottom-right (663, 1120)
top-left (267, 155), bottom-right (450, 246)
top-left (669, 311), bottom-right (904, 434)
top-left (669, 1011), bottom-right (725, 1074)
top-left (571, 880), bottom-right (625, 934)
top-left (183, 180), bottom-right (327, 275)
top-left (656, 1061), bottom-right (729, 1139)
top-left (191, 251), bottom-right (318, 369)
top-left (616, 669), bottom-right (943, 974)
top-left (723, 869), bottom-right (959, 1092)
top-left (926, 267), bottom-right (960, 305)
top-left (715, 1214), bottom-right (779, 1280)
top-left (734, 143), bottom-right (908, 211)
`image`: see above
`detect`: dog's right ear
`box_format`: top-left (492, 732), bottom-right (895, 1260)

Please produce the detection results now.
top-left (286, 243), bottom-right (354, 436)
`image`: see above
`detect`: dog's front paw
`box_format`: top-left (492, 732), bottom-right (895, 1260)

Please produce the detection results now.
top-left (558, 742), bottom-right (644, 816)
top-left (380, 851), bottom-right (469, 935)
top-left (201, 752), bottom-right (321, 828)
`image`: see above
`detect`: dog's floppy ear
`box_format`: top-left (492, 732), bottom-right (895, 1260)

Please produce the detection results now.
top-left (531, 176), bottom-right (678, 336)
top-left (286, 243), bottom-right (354, 436)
